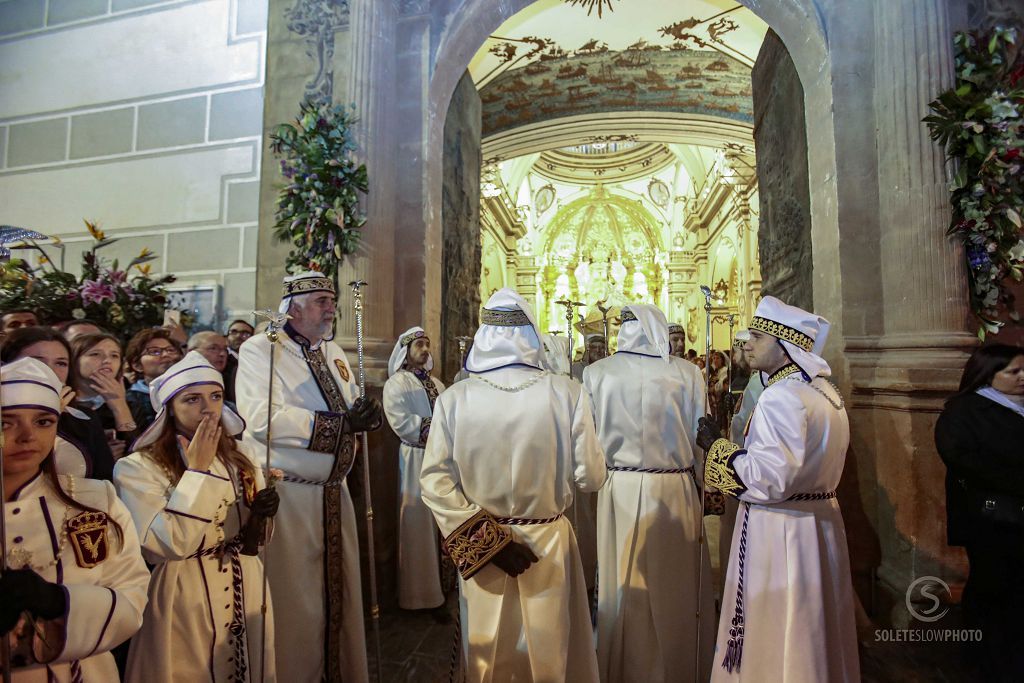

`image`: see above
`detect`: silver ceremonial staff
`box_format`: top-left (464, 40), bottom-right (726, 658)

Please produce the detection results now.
top-left (251, 308), bottom-right (289, 683)
top-left (555, 300), bottom-right (585, 373)
top-left (0, 226), bottom-right (47, 683)
top-left (456, 336), bottom-right (472, 376)
top-left (695, 284), bottom-right (714, 682)
top-left (727, 313), bottom-right (737, 423)
top-left (348, 280), bottom-right (383, 683)
top-left (597, 302), bottom-right (611, 346)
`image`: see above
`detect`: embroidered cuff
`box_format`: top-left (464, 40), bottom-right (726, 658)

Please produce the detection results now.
top-left (418, 418), bottom-right (432, 447)
top-left (442, 510), bottom-right (512, 580)
top-left (704, 438), bottom-right (747, 498)
top-left (309, 411), bottom-right (344, 454)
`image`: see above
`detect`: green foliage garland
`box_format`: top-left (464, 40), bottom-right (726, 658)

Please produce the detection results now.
top-left (925, 27), bottom-right (1024, 338)
top-left (270, 100), bottom-right (368, 279)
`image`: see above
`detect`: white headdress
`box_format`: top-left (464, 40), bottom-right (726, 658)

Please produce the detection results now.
top-left (746, 296), bottom-right (832, 383)
top-left (618, 303), bottom-right (672, 362)
top-left (466, 288), bottom-right (546, 372)
top-left (1, 357), bottom-right (62, 415)
top-left (131, 351), bottom-right (246, 450)
top-left (388, 326), bottom-right (433, 377)
top-left (541, 334), bottom-right (571, 375)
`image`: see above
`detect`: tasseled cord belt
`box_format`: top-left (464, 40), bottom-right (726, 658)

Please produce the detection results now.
top-left (722, 491), bottom-right (837, 673)
top-left (189, 536), bottom-right (249, 682)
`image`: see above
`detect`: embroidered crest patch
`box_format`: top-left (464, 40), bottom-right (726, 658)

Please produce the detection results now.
top-left (67, 511), bottom-right (109, 568)
top-left (334, 359), bottom-right (350, 382)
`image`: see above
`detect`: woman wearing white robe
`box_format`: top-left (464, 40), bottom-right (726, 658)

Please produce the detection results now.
top-left (383, 326), bottom-right (446, 610)
top-left (700, 297), bottom-right (859, 683)
top-left (421, 288), bottom-right (607, 683)
top-left (1, 357), bottom-right (150, 683)
top-left (584, 304), bottom-right (714, 683)
top-left (114, 352), bottom-right (278, 683)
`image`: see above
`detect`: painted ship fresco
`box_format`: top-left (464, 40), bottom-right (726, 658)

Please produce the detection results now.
top-left (480, 46), bottom-right (753, 136)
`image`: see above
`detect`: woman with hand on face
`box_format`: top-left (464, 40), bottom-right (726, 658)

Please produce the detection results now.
top-left (1, 326), bottom-right (119, 480)
top-left (936, 343), bottom-right (1024, 680)
top-left (0, 357), bottom-right (150, 682)
top-left (71, 332), bottom-right (141, 461)
top-left (113, 351), bottom-right (279, 683)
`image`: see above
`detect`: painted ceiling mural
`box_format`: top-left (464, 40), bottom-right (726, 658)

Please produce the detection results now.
top-left (471, 0), bottom-right (768, 137)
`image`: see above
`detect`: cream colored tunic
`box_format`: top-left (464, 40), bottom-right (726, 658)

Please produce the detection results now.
top-left (421, 367), bottom-right (607, 683)
top-left (5, 473), bottom-right (149, 683)
top-left (584, 352), bottom-right (714, 683)
top-left (383, 369), bottom-right (446, 610)
top-left (114, 443), bottom-right (275, 683)
top-left (711, 374), bottom-right (859, 682)
top-left (235, 330), bottom-right (367, 683)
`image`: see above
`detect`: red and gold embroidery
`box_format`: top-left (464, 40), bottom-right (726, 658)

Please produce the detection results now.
top-left (442, 510), bottom-right (512, 580)
top-left (334, 359), bottom-right (350, 383)
top-left (67, 511), bottom-right (109, 568)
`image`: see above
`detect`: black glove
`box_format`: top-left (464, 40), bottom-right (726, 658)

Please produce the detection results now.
top-left (490, 540), bottom-right (539, 578)
top-left (721, 392), bottom-right (737, 417)
top-left (696, 416), bottom-right (722, 452)
top-left (0, 568), bottom-right (66, 634)
top-left (346, 396), bottom-right (383, 433)
top-left (250, 487), bottom-right (280, 519)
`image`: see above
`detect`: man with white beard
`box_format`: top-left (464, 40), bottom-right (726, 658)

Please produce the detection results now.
top-left (584, 303), bottom-right (714, 682)
top-left (698, 296), bottom-right (859, 682)
top-left (421, 288), bottom-right (607, 682)
top-left (382, 326), bottom-right (446, 612)
top-left (235, 272), bottom-right (384, 683)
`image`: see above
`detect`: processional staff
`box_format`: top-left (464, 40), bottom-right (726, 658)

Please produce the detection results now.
top-left (348, 281), bottom-right (384, 683)
top-left (695, 284), bottom-right (715, 682)
top-left (555, 300), bottom-right (585, 371)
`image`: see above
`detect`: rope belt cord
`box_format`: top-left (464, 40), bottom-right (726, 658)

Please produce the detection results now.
top-left (608, 465), bottom-right (695, 475)
top-left (721, 490), bottom-right (837, 674)
top-left (494, 512), bottom-right (564, 526)
top-left (281, 473), bottom-right (328, 487)
top-left (400, 441), bottom-right (425, 450)
top-left (189, 537), bottom-right (249, 683)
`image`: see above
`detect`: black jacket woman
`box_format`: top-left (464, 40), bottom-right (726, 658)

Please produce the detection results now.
top-left (935, 343), bottom-right (1024, 681)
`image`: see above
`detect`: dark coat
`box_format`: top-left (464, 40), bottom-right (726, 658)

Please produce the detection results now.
top-left (935, 392), bottom-right (1024, 546)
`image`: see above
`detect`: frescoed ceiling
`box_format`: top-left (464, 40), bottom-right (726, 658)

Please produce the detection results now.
top-left (470, 0), bottom-right (768, 138)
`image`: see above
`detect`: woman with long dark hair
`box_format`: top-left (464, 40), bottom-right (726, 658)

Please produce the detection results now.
top-left (1, 326), bottom-right (118, 480)
top-left (70, 332), bottom-right (142, 455)
top-left (935, 343), bottom-right (1024, 680)
top-left (113, 351), bottom-right (279, 683)
top-left (0, 357), bottom-right (149, 681)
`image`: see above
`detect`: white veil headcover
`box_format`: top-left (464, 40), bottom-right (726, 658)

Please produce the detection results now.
top-left (747, 295), bottom-right (832, 382)
top-left (131, 351), bottom-right (246, 450)
top-left (541, 334), bottom-right (571, 375)
top-left (617, 303), bottom-right (672, 362)
top-left (388, 326), bottom-right (434, 377)
top-left (466, 288), bottom-right (546, 372)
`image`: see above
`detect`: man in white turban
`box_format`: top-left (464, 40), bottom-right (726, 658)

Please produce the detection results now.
top-left (584, 303), bottom-right (714, 682)
top-left (234, 272), bottom-right (384, 683)
top-left (420, 288), bottom-right (607, 682)
top-left (382, 326), bottom-right (446, 612)
top-left (697, 295), bottom-right (859, 682)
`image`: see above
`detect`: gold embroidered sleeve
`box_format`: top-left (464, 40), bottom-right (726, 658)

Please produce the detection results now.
top-left (309, 411), bottom-right (343, 454)
top-left (441, 510), bottom-right (512, 580)
top-left (704, 438), bottom-right (748, 498)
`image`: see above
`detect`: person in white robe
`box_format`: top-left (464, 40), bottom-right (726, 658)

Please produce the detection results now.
top-left (114, 351), bottom-right (279, 683)
top-left (698, 296), bottom-right (860, 682)
top-left (421, 288), bottom-right (607, 683)
top-left (234, 272), bottom-right (384, 683)
top-left (584, 304), bottom-right (714, 682)
top-left (383, 326), bottom-right (446, 611)
top-left (1, 357), bottom-right (150, 683)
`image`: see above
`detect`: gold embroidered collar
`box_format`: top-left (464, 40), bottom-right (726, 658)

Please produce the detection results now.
top-left (481, 308), bottom-right (530, 327)
top-left (766, 363), bottom-right (803, 387)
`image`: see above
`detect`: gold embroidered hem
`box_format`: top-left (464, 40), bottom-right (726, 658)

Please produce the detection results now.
top-left (705, 438), bottom-right (747, 498)
top-left (442, 510), bottom-right (512, 580)
top-left (750, 316), bottom-right (814, 351)
top-left (766, 363), bottom-right (802, 387)
top-left (310, 411), bottom-right (344, 453)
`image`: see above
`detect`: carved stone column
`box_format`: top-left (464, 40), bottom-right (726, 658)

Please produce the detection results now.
top-left (855, 0), bottom-right (976, 614)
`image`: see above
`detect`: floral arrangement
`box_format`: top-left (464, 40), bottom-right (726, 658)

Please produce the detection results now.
top-left (270, 100), bottom-right (368, 279)
top-left (925, 26), bottom-right (1024, 338)
top-left (0, 220), bottom-right (179, 339)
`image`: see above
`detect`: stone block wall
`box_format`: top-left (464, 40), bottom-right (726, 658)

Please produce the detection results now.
top-left (0, 0), bottom-right (268, 327)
